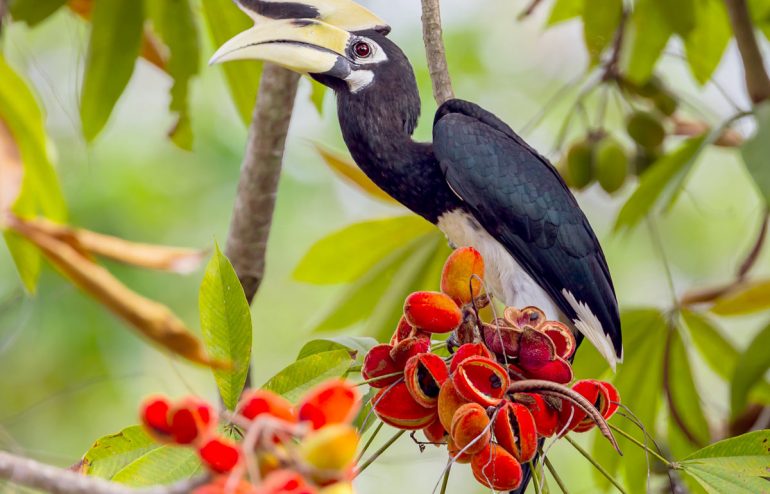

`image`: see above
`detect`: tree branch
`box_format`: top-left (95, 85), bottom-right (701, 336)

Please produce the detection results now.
top-left (420, 0), bottom-right (454, 105)
top-left (224, 64), bottom-right (300, 304)
top-left (0, 451), bottom-right (208, 494)
top-left (725, 0), bottom-right (770, 104)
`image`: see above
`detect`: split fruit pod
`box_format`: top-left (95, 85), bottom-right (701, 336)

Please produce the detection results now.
top-left (450, 402), bottom-right (491, 455)
top-left (493, 401), bottom-right (538, 463)
top-left (517, 326), bottom-right (557, 370)
top-left (564, 380), bottom-right (620, 432)
top-left (169, 397), bottom-right (216, 445)
top-left (504, 306), bottom-right (546, 330)
top-left (390, 316), bottom-right (415, 346)
top-left (446, 435), bottom-right (473, 464)
top-left (481, 322), bottom-right (521, 358)
top-left (403, 353), bottom-right (449, 407)
top-left (403, 291), bottom-right (462, 333)
top-left (198, 436), bottom-right (241, 474)
top-left (453, 356), bottom-right (510, 407)
top-left (372, 382), bottom-right (437, 430)
top-left (519, 392), bottom-right (559, 437)
top-left (440, 247), bottom-right (485, 305)
top-left (437, 379), bottom-right (470, 431)
top-left (522, 357), bottom-right (573, 384)
top-left (450, 343), bottom-right (493, 374)
top-left (390, 336), bottom-right (430, 369)
top-left (471, 443), bottom-right (523, 491)
top-left (541, 321), bottom-right (576, 359)
top-left (297, 379), bottom-right (360, 430)
top-left (362, 344), bottom-right (401, 388)
top-left (237, 389), bottom-right (296, 423)
top-left (423, 417), bottom-right (447, 443)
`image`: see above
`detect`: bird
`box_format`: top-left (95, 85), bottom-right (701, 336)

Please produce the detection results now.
top-left (211, 1), bottom-right (622, 489)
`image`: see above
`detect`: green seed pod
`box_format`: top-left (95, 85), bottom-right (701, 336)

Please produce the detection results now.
top-left (627, 111), bottom-right (665, 150)
top-left (566, 140), bottom-right (594, 190)
top-left (653, 91), bottom-right (678, 116)
top-left (595, 137), bottom-right (628, 194)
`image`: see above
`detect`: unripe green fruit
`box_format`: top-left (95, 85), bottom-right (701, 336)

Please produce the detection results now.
top-left (566, 140), bottom-right (594, 190)
top-left (653, 91), bottom-right (678, 116)
top-left (595, 137), bottom-right (628, 193)
top-left (633, 76), bottom-right (665, 98)
top-left (627, 111), bottom-right (665, 150)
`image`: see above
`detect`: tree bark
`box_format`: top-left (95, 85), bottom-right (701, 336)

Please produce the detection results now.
top-left (725, 0), bottom-right (770, 104)
top-left (420, 0), bottom-right (454, 105)
top-left (224, 64), bottom-right (300, 304)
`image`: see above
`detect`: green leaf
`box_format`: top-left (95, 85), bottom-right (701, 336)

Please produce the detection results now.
top-left (145, 0), bottom-right (200, 150)
top-left (111, 446), bottom-right (201, 486)
top-left (3, 231), bottom-right (41, 294)
top-left (711, 279), bottom-right (770, 315)
top-left (741, 102), bottom-right (770, 205)
top-left (547, 0), bottom-right (584, 25)
top-left (199, 244), bottom-right (252, 410)
top-left (614, 136), bottom-right (706, 231)
top-left (684, 0), bottom-right (731, 85)
top-left (297, 336), bottom-right (378, 361)
top-left (8, 0), bottom-right (68, 26)
top-left (667, 328), bottom-right (710, 455)
top-left (201, 0), bottom-right (262, 125)
top-left (730, 321), bottom-right (770, 417)
top-left (582, 0), bottom-right (622, 65)
top-left (262, 349), bottom-right (354, 402)
top-left (681, 430), bottom-right (770, 494)
top-left (623, 0), bottom-right (673, 84)
top-left (310, 79), bottom-right (326, 114)
top-left (293, 216), bottom-right (434, 284)
top-left (80, 425), bottom-right (159, 479)
top-left (652, 0), bottom-right (696, 35)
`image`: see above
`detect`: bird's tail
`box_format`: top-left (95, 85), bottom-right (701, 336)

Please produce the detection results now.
top-left (509, 438), bottom-right (545, 494)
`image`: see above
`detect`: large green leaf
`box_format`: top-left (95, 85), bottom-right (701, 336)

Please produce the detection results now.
top-left (667, 328), bottom-right (710, 456)
top-left (297, 336), bottom-right (378, 362)
top-left (614, 136), bottom-right (706, 231)
top-left (547, 0), bottom-right (584, 25)
top-left (201, 0), bottom-right (262, 125)
top-left (80, 0), bottom-right (144, 142)
top-left (145, 0), bottom-right (200, 150)
top-left (80, 425), bottom-right (159, 479)
top-left (262, 349), bottom-right (354, 402)
top-left (111, 446), bottom-right (201, 486)
top-left (684, 0), bottom-right (731, 85)
top-left (652, 0), bottom-right (696, 35)
top-left (8, 0), bottom-right (68, 26)
top-left (741, 102), bottom-right (770, 205)
top-left (199, 244), bottom-right (252, 410)
top-left (730, 321), bottom-right (770, 417)
top-left (294, 216), bottom-right (435, 284)
top-left (623, 0), bottom-right (673, 84)
top-left (582, 0), bottom-right (622, 65)
top-left (711, 279), bottom-right (770, 315)
top-left (680, 430), bottom-right (770, 494)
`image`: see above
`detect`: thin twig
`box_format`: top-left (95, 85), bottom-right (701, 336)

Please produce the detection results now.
top-left (725, 0), bottom-right (770, 104)
top-left (662, 323), bottom-right (705, 448)
top-left (438, 462), bottom-right (451, 494)
top-left (354, 430), bottom-right (405, 476)
top-left (0, 451), bottom-right (209, 494)
top-left (563, 436), bottom-right (627, 494)
top-left (544, 457), bottom-right (569, 494)
top-left (517, 0), bottom-right (545, 20)
top-left (420, 0), bottom-right (454, 104)
top-left (355, 421), bottom-right (384, 463)
top-left (602, 8), bottom-right (629, 82)
top-left (607, 424), bottom-right (673, 467)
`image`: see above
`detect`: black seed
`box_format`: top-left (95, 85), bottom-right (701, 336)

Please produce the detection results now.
top-left (489, 374), bottom-right (502, 389)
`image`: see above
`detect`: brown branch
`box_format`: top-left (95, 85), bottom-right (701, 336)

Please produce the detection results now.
top-left (224, 64), bottom-right (300, 304)
top-left (517, 0), bottom-right (544, 20)
top-left (602, 8), bottom-right (629, 82)
top-left (420, 0), bottom-right (454, 105)
top-left (662, 324), bottom-right (705, 447)
top-left (725, 0), bottom-right (770, 104)
top-left (0, 451), bottom-right (209, 494)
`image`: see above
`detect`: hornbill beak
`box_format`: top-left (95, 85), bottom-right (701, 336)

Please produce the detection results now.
top-left (232, 0), bottom-right (390, 34)
top-left (209, 18), bottom-right (352, 77)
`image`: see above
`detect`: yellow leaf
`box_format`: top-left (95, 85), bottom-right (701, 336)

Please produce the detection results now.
top-left (711, 279), bottom-right (770, 316)
top-left (8, 215), bottom-right (226, 369)
top-left (313, 143), bottom-right (399, 204)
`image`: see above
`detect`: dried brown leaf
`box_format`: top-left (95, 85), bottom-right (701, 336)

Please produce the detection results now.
top-left (313, 143), bottom-right (399, 204)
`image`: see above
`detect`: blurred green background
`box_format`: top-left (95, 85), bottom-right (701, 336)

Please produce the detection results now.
top-left (0, 0), bottom-right (767, 492)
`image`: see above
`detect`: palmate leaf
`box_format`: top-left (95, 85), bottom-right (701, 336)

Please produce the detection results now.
top-left (199, 244), bottom-right (252, 410)
top-left (313, 143), bottom-right (399, 204)
top-left (680, 430), bottom-right (770, 494)
top-left (262, 349), bottom-right (354, 402)
top-left (80, 425), bottom-right (159, 479)
top-left (547, 0), bottom-right (584, 25)
top-left (623, 0), bottom-right (673, 85)
top-left (297, 336), bottom-right (378, 362)
top-left (80, 0), bottom-right (144, 142)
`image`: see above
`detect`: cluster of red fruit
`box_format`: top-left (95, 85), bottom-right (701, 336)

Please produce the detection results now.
top-left (140, 379), bottom-right (362, 494)
top-left (362, 247), bottom-right (620, 491)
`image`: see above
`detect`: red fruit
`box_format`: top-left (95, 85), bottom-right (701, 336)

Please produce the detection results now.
top-left (504, 306), bottom-right (546, 330)
top-left (260, 469), bottom-right (317, 494)
top-left (170, 398), bottom-right (216, 445)
top-left (297, 380), bottom-right (360, 430)
top-left (568, 380), bottom-right (617, 432)
top-left (403, 291), bottom-right (462, 333)
top-left (494, 402), bottom-right (538, 463)
top-left (198, 437), bottom-right (241, 474)
top-left (140, 396), bottom-right (172, 440)
top-left (517, 326), bottom-right (556, 370)
top-left (519, 393), bottom-right (559, 437)
top-left (423, 417), bottom-right (447, 443)
top-left (600, 381), bottom-right (620, 419)
top-left (447, 435), bottom-right (474, 464)
top-left (192, 477), bottom-right (258, 494)
top-left (238, 389), bottom-right (296, 423)
top-left (450, 343), bottom-right (493, 374)
top-left (404, 353), bottom-right (449, 407)
top-left (524, 357), bottom-right (573, 384)
top-left (362, 344), bottom-right (401, 388)
top-left (542, 321), bottom-right (576, 359)
top-left (453, 356), bottom-right (510, 407)
top-left (390, 336), bottom-right (430, 369)
top-left (390, 316), bottom-right (415, 346)
top-left (440, 247), bottom-right (485, 305)
top-left (450, 403), bottom-right (491, 455)
top-left (471, 443), bottom-right (523, 491)
top-left (372, 382), bottom-right (437, 430)
top-left (437, 379), bottom-right (470, 431)
top-left (481, 321), bottom-right (522, 358)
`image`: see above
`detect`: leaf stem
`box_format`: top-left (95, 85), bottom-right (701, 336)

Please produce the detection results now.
top-left (439, 462), bottom-right (451, 494)
top-left (529, 460), bottom-right (542, 494)
top-left (354, 430), bottom-right (406, 476)
top-left (564, 435), bottom-right (627, 494)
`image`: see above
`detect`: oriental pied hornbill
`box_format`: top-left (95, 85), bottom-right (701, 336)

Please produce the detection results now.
top-left (212, 0), bottom-right (623, 404)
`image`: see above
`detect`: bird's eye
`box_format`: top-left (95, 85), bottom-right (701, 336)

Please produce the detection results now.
top-left (353, 41), bottom-right (372, 59)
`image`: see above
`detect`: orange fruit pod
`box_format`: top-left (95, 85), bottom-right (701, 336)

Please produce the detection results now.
top-left (372, 382), bottom-right (437, 430)
top-left (449, 343), bottom-right (493, 374)
top-left (562, 379), bottom-right (620, 433)
top-left (447, 434), bottom-right (474, 464)
top-left (452, 356), bottom-right (510, 407)
top-left (297, 380), bottom-right (361, 430)
top-left (437, 379), bottom-right (470, 431)
top-left (450, 402), bottom-right (491, 455)
top-left (542, 320), bottom-right (577, 359)
top-left (493, 401), bottom-right (538, 463)
top-left (518, 392), bottom-right (560, 437)
top-left (470, 443), bottom-right (523, 491)
top-left (361, 344), bottom-right (402, 388)
top-left (422, 417), bottom-right (447, 443)
top-left (237, 389), bottom-right (296, 423)
top-left (403, 291), bottom-right (462, 333)
top-left (403, 353), bottom-right (449, 408)
top-left (390, 336), bottom-right (430, 369)
top-left (440, 247), bottom-right (485, 305)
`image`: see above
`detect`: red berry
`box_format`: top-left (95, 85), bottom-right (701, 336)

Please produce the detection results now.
top-left (169, 398), bottom-right (216, 445)
top-left (198, 437), bottom-right (241, 474)
top-left (140, 396), bottom-right (172, 440)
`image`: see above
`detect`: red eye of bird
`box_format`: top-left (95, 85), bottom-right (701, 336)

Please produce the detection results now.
top-left (354, 41), bottom-right (372, 58)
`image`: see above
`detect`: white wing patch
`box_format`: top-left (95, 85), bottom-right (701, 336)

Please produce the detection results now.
top-left (562, 289), bottom-right (621, 371)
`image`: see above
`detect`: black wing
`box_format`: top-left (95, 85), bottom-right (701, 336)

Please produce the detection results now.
top-left (433, 99), bottom-right (622, 359)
